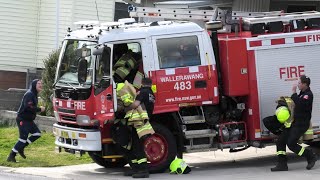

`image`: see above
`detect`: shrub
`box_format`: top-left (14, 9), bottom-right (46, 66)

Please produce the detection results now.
top-left (40, 49), bottom-right (60, 116)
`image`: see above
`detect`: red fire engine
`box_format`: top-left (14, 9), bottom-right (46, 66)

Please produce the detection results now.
top-left (52, 7), bottom-right (320, 173)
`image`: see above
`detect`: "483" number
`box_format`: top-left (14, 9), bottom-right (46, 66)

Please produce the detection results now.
top-left (174, 81), bottom-right (191, 91)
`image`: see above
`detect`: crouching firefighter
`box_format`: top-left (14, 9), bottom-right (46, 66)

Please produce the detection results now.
top-left (270, 95), bottom-right (317, 171)
top-left (7, 79), bottom-right (45, 162)
top-left (114, 78), bottom-right (155, 178)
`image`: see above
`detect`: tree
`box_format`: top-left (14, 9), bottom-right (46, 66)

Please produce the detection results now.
top-left (40, 49), bottom-right (60, 116)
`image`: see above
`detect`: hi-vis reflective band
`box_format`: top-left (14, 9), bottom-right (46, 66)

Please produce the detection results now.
top-left (136, 123), bottom-right (153, 134)
top-left (115, 67), bottom-right (130, 80)
top-left (27, 139), bottom-right (32, 144)
top-left (305, 129), bottom-right (314, 135)
top-left (140, 112), bottom-right (149, 119)
top-left (298, 147), bottom-right (305, 156)
top-left (138, 158), bottom-right (147, 164)
top-left (32, 133), bottom-right (41, 136)
top-left (151, 85), bottom-right (157, 93)
top-left (12, 148), bottom-right (18, 153)
top-left (284, 122), bottom-right (292, 128)
top-left (132, 158), bottom-right (147, 164)
top-left (19, 138), bottom-right (27, 143)
top-left (121, 94), bottom-right (134, 106)
top-left (276, 151), bottom-right (286, 155)
top-left (114, 59), bottom-right (126, 69)
top-left (126, 58), bottom-right (137, 69)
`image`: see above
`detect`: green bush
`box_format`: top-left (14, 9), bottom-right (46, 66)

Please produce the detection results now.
top-left (40, 49), bottom-right (60, 116)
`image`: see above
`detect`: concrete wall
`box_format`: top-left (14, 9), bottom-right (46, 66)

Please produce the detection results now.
top-left (0, 110), bottom-right (55, 132)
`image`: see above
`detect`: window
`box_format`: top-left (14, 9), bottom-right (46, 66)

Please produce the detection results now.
top-left (157, 36), bottom-right (201, 69)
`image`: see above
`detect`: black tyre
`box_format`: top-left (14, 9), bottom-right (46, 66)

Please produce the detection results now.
top-left (145, 122), bottom-right (177, 173)
top-left (88, 151), bottom-right (127, 168)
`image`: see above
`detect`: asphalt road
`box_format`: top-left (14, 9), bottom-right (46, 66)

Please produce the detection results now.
top-left (1, 146), bottom-right (320, 180)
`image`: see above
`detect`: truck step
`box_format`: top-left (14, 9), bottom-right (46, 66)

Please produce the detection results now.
top-left (181, 115), bottom-right (205, 124)
top-left (185, 144), bottom-right (218, 153)
top-left (184, 129), bottom-right (217, 139)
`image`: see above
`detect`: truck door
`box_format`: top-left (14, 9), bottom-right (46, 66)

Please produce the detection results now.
top-left (151, 33), bottom-right (218, 107)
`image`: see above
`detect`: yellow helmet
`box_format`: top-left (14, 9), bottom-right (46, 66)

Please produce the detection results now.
top-left (275, 106), bottom-right (290, 123)
top-left (169, 158), bottom-right (191, 174)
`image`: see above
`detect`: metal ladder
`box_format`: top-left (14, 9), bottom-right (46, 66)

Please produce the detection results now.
top-left (242, 11), bottom-right (320, 24)
top-left (179, 109), bottom-right (218, 152)
top-left (129, 6), bottom-right (283, 22)
top-left (128, 6), bottom-right (320, 26)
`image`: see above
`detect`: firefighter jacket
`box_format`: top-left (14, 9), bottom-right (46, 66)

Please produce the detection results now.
top-left (113, 52), bottom-right (137, 82)
top-left (291, 87), bottom-right (313, 128)
top-left (17, 79), bottom-right (41, 121)
top-left (116, 81), bottom-right (155, 138)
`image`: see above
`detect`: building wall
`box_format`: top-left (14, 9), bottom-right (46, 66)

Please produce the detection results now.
top-left (233, 0), bottom-right (270, 11)
top-left (0, 0), bottom-right (115, 90)
top-left (270, 0), bottom-right (320, 12)
top-left (0, 0), bottom-right (39, 73)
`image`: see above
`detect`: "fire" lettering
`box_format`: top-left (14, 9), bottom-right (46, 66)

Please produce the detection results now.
top-left (279, 66), bottom-right (305, 80)
top-left (307, 34), bottom-right (320, 42)
top-left (74, 102), bottom-right (86, 110)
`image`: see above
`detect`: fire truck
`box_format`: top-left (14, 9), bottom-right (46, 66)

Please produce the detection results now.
top-left (52, 6), bottom-right (320, 173)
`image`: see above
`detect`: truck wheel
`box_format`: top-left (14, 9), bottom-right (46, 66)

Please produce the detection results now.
top-left (88, 151), bottom-right (127, 168)
top-left (145, 122), bottom-right (177, 173)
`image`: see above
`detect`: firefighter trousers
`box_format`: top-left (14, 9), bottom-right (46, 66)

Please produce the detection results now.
top-left (12, 118), bottom-right (41, 153)
top-left (276, 124), bottom-right (309, 156)
top-left (126, 126), bottom-right (148, 170)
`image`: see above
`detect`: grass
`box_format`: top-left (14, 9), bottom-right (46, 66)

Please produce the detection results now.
top-left (0, 126), bottom-right (93, 167)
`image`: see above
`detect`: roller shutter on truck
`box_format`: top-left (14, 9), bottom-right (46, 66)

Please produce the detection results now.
top-left (246, 31), bottom-right (320, 135)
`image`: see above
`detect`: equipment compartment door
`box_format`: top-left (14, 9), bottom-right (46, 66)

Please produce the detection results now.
top-left (255, 44), bottom-right (320, 131)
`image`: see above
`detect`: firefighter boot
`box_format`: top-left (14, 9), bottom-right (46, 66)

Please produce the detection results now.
top-left (7, 151), bottom-right (17, 163)
top-left (132, 163), bottom-right (149, 178)
top-left (271, 155), bottom-right (288, 171)
top-left (304, 149), bottom-right (317, 170)
top-left (18, 149), bottom-right (26, 159)
top-left (124, 164), bottom-right (139, 176)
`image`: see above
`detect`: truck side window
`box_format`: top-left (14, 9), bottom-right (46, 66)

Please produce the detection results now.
top-left (157, 36), bottom-right (200, 69)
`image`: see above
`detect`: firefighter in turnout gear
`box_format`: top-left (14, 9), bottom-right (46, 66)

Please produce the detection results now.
top-left (271, 75), bottom-right (317, 171)
top-left (113, 43), bottom-right (139, 84)
top-left (116, 78), bottom-right (155, 178)
top-left (7, 79), bottom-right (45, 162)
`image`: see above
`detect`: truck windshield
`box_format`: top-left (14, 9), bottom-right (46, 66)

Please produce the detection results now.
top-left (55, 40), bottom-right (97, 88)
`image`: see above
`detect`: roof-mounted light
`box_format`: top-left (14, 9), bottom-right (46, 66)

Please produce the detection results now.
top-left (118, 18), bottom-right (136, 25)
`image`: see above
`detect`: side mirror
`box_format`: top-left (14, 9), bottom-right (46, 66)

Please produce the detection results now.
top-left (76, 47), bottom-right (91, 57)
top-left (78, 58), bottom-right (88, 84)
top-left (93, 47), bottom-right (104, 56)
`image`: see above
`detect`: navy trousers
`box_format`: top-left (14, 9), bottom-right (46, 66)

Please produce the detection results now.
top-left (12, 118), bottom-right (41, 153)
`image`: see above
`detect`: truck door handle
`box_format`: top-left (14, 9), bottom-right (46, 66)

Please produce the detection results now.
top-left (106, 94), bottom-right (112, 100)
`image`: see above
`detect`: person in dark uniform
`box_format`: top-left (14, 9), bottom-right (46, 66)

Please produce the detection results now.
top-left (7, 79), bottom-right (45, 162)
top-left (271, 75), bottom-right (317, 171)
top-left (130, 78), bottom-right (155, 119)
top-left (124, 78), bottom-right (155, 178)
